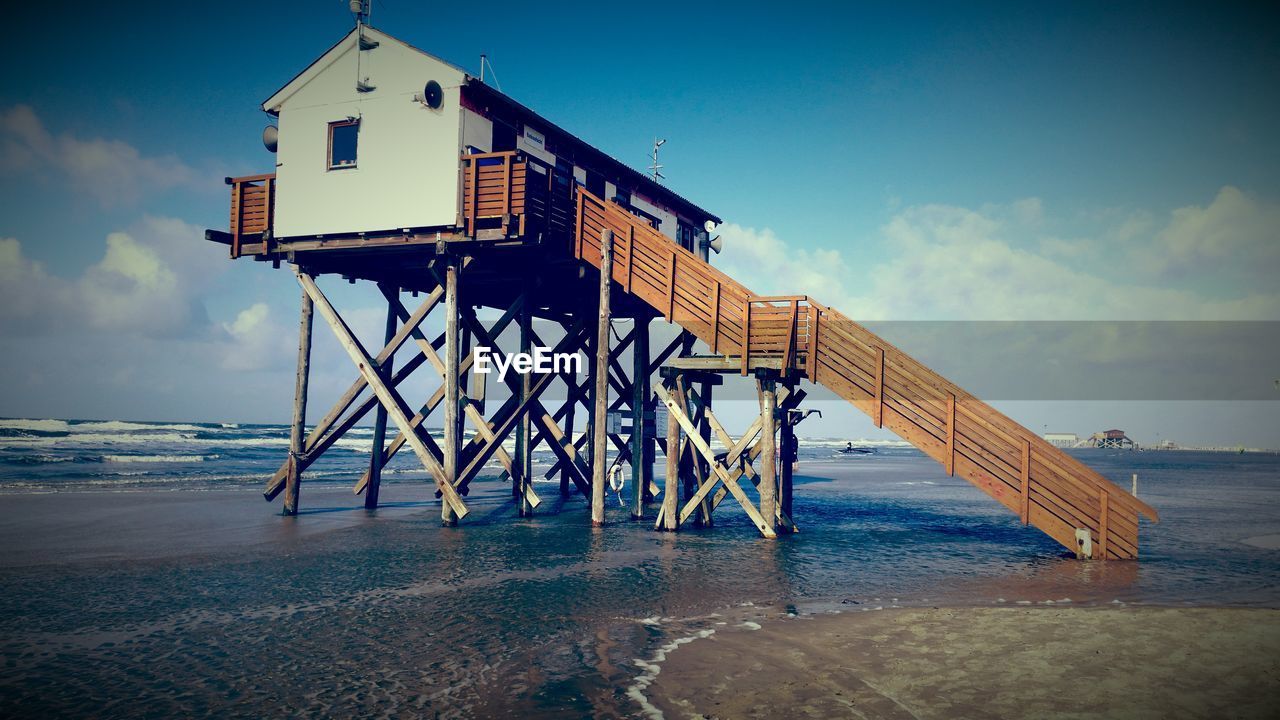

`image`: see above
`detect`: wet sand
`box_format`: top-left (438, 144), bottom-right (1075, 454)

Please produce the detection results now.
top-left (648, 606), bottom-right (1280, 719)
top-left (0, 485), bottom-right (438, 567)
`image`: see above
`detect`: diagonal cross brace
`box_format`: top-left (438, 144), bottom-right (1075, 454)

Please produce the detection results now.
top-left (653, 383), bottom-right (775, 538)
top-left (297, 271), bottom-right (468, 520)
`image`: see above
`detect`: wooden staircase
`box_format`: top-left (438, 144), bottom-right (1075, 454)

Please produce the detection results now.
top-left (573, 187), bottom-right (1159, 559)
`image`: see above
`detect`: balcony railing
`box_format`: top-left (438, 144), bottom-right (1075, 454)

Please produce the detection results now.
top-left (460, 151), bottom-right (528, 237)
top-left (227, 173), bottom-right (275, 259)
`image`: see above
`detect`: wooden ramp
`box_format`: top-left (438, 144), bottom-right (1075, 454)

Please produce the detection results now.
top-left (572, 188), bottom-right (1159, 559)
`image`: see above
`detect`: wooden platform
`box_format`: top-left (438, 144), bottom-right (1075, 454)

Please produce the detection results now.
top-left (212, 156), bottom-right (1159, 559)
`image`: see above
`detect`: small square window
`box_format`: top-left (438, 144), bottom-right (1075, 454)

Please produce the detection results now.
top-left (328, 120), bottom-right (359, 169)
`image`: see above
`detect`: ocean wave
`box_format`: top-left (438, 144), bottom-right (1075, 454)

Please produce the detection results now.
top-left (0, 418), bottom-right (71, 433)
top-left (102, 454), bottom-right (216, 463)
top-left (73, 420), bottom-right (210, 433)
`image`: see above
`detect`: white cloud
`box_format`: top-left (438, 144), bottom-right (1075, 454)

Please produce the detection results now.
top-left (0, 216), bottom-right (225, 337)
top-left (1, 105), bottom-right (210, 206)
top-left (220, 303), bottom-right (294, 371)
top-left (1140, 186), bottom-right (1280, 283)
top-left (717, 187), bottom-right (1280, 321)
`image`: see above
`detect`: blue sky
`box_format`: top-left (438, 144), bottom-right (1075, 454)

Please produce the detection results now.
top-left (0, 1), bottom-right (1277, 445)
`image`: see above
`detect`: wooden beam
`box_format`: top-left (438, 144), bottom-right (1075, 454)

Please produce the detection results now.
top-left (365, 288), bottom-right (398, 510)
top-left (1099, 491), bottom-right (1110, 560)
top-left (297, 271), bottom-right (468, 521)
top-left (442, 258), bottom-right (462, 526)
top-left (516, 283), bottom-right (534, 516)
top-left (710, 281), bottom-right (721, 354)
top-left (1020, 438), bottom-right (1031, 525)
top-left (758, 376), bottom-right (778, 533)
top-left (454, 320), bottom-right (589, 491)
top-left (592, 229), bottom-right (614, 527)
top-left (284, 285), bottom-right (313, 515)
top-left (945, 392), bottom-right (956, 477)
top-left (631, 317), bottom-right (650, 519)
top-left (779, 388), bottom-right (796, 533)
top-left (263, 280), bottom-right (447, 500)
top-left (660, 379), bottom-right (680, 531)
top-left (654, 383), bottom-right (775, 538)
top-left (874, 346), bottom-right (885, 428)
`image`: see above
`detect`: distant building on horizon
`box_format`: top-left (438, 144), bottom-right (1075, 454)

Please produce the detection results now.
top-left (1043, 432), bottom-right (1080, 448)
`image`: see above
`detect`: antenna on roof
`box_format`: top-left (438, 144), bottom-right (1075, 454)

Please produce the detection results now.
top-left (649, 138), bottom-right (667, 184)
top-left (479, 55), bottom-right (503, 92)
top-left (349, 0), bottom-right (370, 27)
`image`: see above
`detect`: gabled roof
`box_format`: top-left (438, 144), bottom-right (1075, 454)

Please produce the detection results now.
top-left (261, 26), bottom-right (467, 114)
top-left (261, 26), bottom-right (719, 224)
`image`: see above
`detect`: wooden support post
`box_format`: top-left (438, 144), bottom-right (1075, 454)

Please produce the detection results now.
top-left (284, 284), bottom-right (314, 516)
top-left (1131, 473), bottom-right (1139, 497)
top-left (515, 286), bottom-right (534, 516)
top-left (442, 257), bottom-right (461, 526)
top-left (697, 378), bottom-right (715, 526)
top-left (740, 299), bottom-right (751, 375)
top-left (758, 375), bottom-right (778, 534)
top-left (561, 382), bottom-right (576, 497)
top-left (631, 317), bottom-right (650, 519)
top-left (945, 392), bottom-right (956, 477)
top-left (365, 288), bottom-right (397, 510)
top-left (1020, 438), bottom-right (1031, 526)
top-left (661, 380), bottom-right (680, 531)
top-left (779, 393), bottom-right (796, 533)
top-left (592, 229), bottom-right (614, 527)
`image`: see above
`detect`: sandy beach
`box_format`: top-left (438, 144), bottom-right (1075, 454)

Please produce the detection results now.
top-left (647, 606), bottom-right (1280, 719)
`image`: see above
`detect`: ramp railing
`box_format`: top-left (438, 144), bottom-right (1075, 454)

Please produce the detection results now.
top-left (574, 187), bottom-right (1158, 558)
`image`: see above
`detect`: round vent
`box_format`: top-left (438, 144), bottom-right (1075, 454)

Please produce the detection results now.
top-left (423, 80), bottom-right (443, 109)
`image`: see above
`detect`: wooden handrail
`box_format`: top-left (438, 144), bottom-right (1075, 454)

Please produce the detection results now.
top-left (571, 185), bottom-right (1156, 558)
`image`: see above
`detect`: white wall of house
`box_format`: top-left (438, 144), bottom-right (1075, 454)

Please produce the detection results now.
top-left (270, 28), bottom-right (466, 238)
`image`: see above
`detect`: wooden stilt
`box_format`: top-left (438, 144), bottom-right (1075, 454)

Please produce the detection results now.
top-left (630, 316), bottom-right (650, 518)
top-left (365, 286), bottom-right (397, 510)
top-left (661, 379), bottom-right (680, 531)
top-left (779, 390), bottom-right (796, 533)
top-left (591, 229), bottom-right (614, 526)
top-left (758, 374), bottom-right (778, 534)
top-left (516, 285), bottom-right (534, 516)
top-left (561, 383), bottom-right (576, 497)
top-left (284, 284), bottom-right (314, 516)
top-left (442, 257), bottom-right (461, 526)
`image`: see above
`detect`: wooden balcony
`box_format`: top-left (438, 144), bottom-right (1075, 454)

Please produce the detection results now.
top-left (220, 151), bottom-right (576, 260)
top-left (461, 150), bottom-right (576, 242)
top-left (227, 173), bottom-right (275, 259)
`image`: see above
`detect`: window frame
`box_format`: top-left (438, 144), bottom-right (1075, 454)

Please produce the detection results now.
top-left (326, 119), bottom-right (360, 171)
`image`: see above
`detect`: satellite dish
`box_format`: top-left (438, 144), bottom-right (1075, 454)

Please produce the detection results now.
top-left (262, 125), bottom-right (278, 153)
top-left (703, 219), bottom-right (717, 233)
top-left (707, 235), bottom-right (723, 254)
top-left (422, 80), bottom-right (443, 109)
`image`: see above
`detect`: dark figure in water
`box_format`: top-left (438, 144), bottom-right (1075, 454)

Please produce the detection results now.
top-left (844, 442), bottom-right (854, 452)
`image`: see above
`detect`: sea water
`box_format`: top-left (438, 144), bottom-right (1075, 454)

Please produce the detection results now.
top-left (0, 417), bottom-right (1276, 716)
